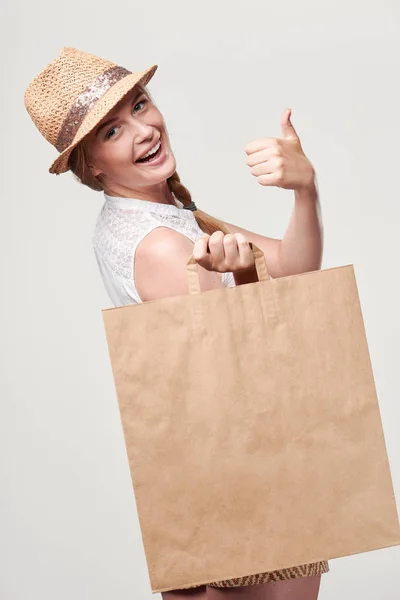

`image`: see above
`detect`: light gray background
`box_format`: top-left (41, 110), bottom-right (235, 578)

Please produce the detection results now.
top-left (1, 1), bottom-right (399, 598)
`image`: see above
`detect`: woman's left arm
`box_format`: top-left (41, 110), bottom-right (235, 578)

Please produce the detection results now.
top-left (280, 182), bottom-right (323, 275)
top-left (223, 182), bottom-right (323, 280)
top-left (223, 108), bottom-right (324, 280)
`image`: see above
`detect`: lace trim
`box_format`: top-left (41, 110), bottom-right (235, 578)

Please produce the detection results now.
top-left (103, 191), bottom-right (196, 219)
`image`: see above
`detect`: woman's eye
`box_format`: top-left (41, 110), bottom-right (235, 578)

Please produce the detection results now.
top-left (133, 99), bottom-right (147, 112)
top-left (105, 127), bottom-right (117, 140)
top-left (105, 98), bottom-right (147, 140)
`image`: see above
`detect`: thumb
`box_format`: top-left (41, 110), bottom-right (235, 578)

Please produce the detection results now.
top-left (281, 108), bottom-right (299, 141)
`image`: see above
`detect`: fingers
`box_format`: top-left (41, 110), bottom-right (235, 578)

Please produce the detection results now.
top-left (250, 156), bottom-right (282, 177)
top-left (193, 232), bottom-right (225, 272)
top-left (222, 233), bottom-right (239, 265)
top-left (245, 147), bottom-right (276, 168)
top-left (235, 232), bottom-right (255, 269)
top-left (208, 231), bottom-right (226, 265)
top-left (192, 231), bottom-right (255, 273)
top-left (192, 235), bottom-right (211, 264)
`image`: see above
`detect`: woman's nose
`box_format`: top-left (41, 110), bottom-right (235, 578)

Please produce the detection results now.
top-left (131, 119), bottom-right (154, 142)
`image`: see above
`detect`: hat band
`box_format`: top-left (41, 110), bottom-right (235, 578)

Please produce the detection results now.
top-left (55, 65), bottom-right (132, 153)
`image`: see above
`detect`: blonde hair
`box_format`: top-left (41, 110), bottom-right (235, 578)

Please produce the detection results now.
top-left (68, 83), bottom-right (230, 236)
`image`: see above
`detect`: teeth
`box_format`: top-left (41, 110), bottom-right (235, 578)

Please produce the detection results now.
top-left (140, 139), bottom-right (161, 159)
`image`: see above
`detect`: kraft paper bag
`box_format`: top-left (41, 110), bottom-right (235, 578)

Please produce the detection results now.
top-left (101, 243), bottom-right (400, 594)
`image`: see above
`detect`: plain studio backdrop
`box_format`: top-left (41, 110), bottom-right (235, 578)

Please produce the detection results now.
top-left (1, 1), bottom-right (399, 598)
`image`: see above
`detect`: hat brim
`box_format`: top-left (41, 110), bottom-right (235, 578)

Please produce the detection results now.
top-left (49, 64), bottom-right (158, 175)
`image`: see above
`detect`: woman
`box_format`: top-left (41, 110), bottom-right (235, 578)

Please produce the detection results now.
top-left (24, 46), bottom-right (328, 600)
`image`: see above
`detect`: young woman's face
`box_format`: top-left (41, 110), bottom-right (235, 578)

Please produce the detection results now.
top-left (85, 86), bottom-right (176, 196)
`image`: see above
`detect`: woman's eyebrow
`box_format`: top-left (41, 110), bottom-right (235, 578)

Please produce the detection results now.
top-left (95, 90), bottom-right (144, 137)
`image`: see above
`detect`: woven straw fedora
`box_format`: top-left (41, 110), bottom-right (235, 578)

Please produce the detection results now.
top-left (24, 47), bottom-right (158, 175)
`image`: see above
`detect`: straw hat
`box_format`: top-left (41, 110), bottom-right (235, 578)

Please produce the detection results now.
top-left (24, 47), bottom-right (158, 175)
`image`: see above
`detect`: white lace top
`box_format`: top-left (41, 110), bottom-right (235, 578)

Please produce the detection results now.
top-left (92, 192), bottom-right (236, 307)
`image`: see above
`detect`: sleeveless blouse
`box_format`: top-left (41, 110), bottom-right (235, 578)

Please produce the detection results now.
top-left (92, 191), bottom-right (236, 307)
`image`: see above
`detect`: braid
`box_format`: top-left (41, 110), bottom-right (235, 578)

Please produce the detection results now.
top-left (167, 171), bottom-right (230, 236)
top-left (166, 170), bottom-right (192, 205)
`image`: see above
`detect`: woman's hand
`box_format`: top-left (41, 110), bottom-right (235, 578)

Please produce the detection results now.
top-left (244, 108), bottom-right (315, 193)
top-left (193, 231), bottom-right (255, 273)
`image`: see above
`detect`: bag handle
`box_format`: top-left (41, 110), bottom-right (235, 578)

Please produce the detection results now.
top-left (186, 242), bottom-right (271, 295)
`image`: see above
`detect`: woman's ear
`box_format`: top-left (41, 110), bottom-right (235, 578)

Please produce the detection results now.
top-left (84, 139), bottom-right (101, 177)
top-left (88, 162), bottom-right (102, 177)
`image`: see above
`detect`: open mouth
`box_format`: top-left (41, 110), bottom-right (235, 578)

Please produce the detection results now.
top-left (136, 139), bottom-right (163, 163)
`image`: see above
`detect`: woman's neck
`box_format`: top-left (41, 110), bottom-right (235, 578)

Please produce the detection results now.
top-left (103, 179), bottom-right (175, 205)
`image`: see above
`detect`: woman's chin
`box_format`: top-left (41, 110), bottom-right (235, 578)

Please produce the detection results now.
top-left (158, 149), bottom-right (177, 179)
top-left (166, 152), bottom-right (177, 176)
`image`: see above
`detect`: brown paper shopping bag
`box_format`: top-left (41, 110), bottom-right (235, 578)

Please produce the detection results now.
top-left (101, 243), bottom-right (400, 593)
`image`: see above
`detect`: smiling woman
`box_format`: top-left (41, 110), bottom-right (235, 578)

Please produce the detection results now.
top-left (67, 79), bottom-right (233, 237)
top-left (75, 83), bottom-right (178, 189)
top-left (24, 46), bottom-right (327, 600)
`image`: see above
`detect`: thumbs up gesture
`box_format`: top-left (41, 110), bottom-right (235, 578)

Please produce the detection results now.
top-left (244, 109), bottom-right (315, 192)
